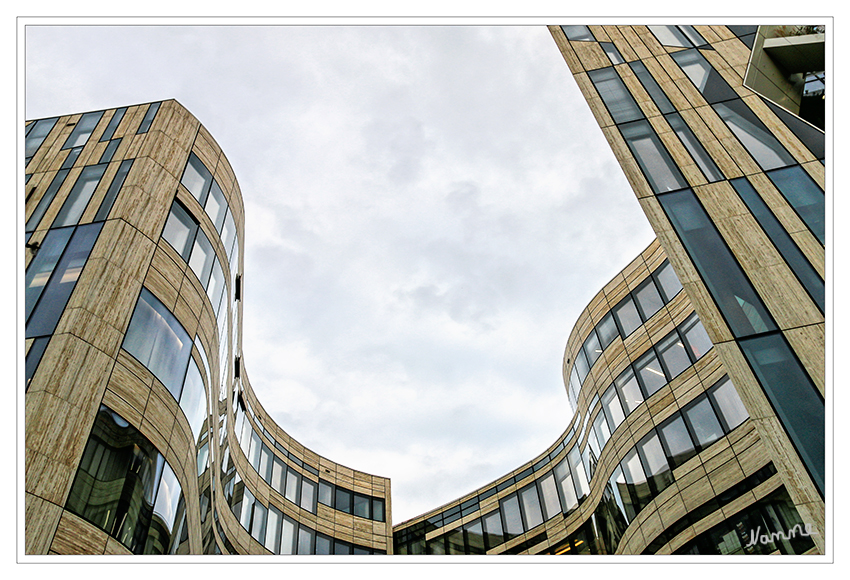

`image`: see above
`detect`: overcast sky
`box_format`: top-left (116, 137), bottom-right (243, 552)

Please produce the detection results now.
top-left (25, 23), bottom-right (656, 523)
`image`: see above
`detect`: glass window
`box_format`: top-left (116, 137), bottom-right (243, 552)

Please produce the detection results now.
top-left (100, 107), bottom-right (126, 142)
top-left (62, 111), bottom-right (103, 149)
top-left (482, 510), bottom-right (504, 549)
top-left (300, 478), bottom-right (317, 513)
top-left (446, 527), bottom-right (465, 554)
top-left (537, 472), bottom-right (561, 520)
top-left (94, 158), bottom-right (134, 222)
top-left (679, 26), bottom-right (707, 47)
top-left (629, 61), bottom-right (675, 114)
top-left (25, 226), bottom-right (74, 321)
top-left (601, 384), bottom-right (626, 429)
top-left (713, 100), bottom-right (796, 171)
top-left (25, 336), bottom-right (51, 391)
top-left (648, 25), bottom-right (692, 47)
top-left (26, 169), bottom-right (71, 233)
top-left (180, 357), bottom-right (207, 440)
top-left (258, 444), bottom-right (273, 482)
top-left (601, 42), bottom-right (625, 65)
top-left (297, 525), bottom-right (314, 554)
top-left (26, 117), bottom-right (58, 159)
top-left (568, 445), bottom-right (590, 500)
top-left (248, 431), bottom-right (262, 470)
top-left (62, 146), bottom-right (83, 169)
top-left (315, 533), bottom-right (332, 555)
top-left (137, 102), bottom-right (161, 134)
top-left (634, 277), bottom-right (664, 321)
top-left (682, 397), bottom-right (724, 449)
top-left (620, 448), bottom-right (651, 513)
top-left (372, 498), bottom-right (385, 522)
top-left (265, 505), bottom-right (282, 553)
top-left (708, 376), bottom-right (749, 432)
top-left (561, 25), bottom-right (594, 41)
top-left (593, 408), bottom-right (611, 449)
top-left (249, 501), bottom-right (267, 544)
top-left (280, 515), bottom-right (296, 555)
top-left (204, 179), bottom-right (228, 232)
top-left (666, 112), bottom-right (724, 182)
top-left (614, 366), bottom-right (643, 414)
top-left (766, 166), bottom-right (825, 245)
top-left (353, 492), bottom-right (370, 519)
top-left (284, 467), bottom-right (301, 504)
top-left (553, 457), bottom-right (579, 514)
top-left (206, 258), bottom-right (227, 314)
top-left (613, 295), bottom-right (642, 337)
top-left (654, 260), bottom-right (682, 302)
top-left (671, 49), bottom-right (738, 104)
top-left (464, 519), bottom-right (486, 554)
top-left (607, 465), bottom-right (633, 524)
top-left (636, 431), bottom-right (673, 495)
top-left (26, 223), bottom-right (103, 339)
top-left (658, 414), bottom-right (697, 468)
top-left (188, 228), bottom-right (215, 287)
top-left (588, 67), bottom-right (643, 123)
top-left (621, 119), bottom-right (690, 194)
top-left (680, 314), bottom-right (713, 361)
top-left (271, 457), bottom-right (286, 495)
top-left (739, 333), bottom-right (824, 495)
top-left (318, 479), bottom-right (333, 506)
top-left (583, 329), bottom-right (603, 367)
top-left (658, 188), bottom-right (777, 338)
top-left (519, 484), bottom-right (544, 530)
top-left (635, 349), bottom-right (667, 397)
top-left (181, 152), bottom-right (213, 205)
top-left (656, 331), bottom-right (691, 379)
top-left (221, 208), bottom-right (237, 262)
top-left (596, 312), bottom-right (619, 349)
top-left (162, 200), bottom-right (198, 260)
top-left (335, 486), bottom-right (352, 513)
top-left (574, 347), bottom-right (590, 383)
top-left (53, 164), bottom-right (108, 227)
top-left (122, 287), bottom-right (193, 400)
top-left (99, 138), bottom-right (121, 164)
top-left (500, 495), bottom-right (523, 539)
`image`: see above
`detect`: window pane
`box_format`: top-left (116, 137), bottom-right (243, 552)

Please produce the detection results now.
top-left (181, 152), bottom-right (213, 204)
top-left (300, 478), bottom-right (317, 513)
top-left (766, 166), bottom-right (825, 245)
top-left (713, 100), bottom-right (796, 170)
top-left (593, 409), bottom-right (611, 449)
top-left (601, 384), bottom-right (626, 429)
top-left (629, 61), bottom-right (675, 114)
top-left (588, 67), bottom-right (643, 123)
top-left (568, 445), bottom-right (590, 500)
top-left (204, 179), bottom-right (228, 232)
top-left (739, 333), bottom-right (823, 495)
top-left (648, 25), bottom-right (692, 47)
top-left (561, 25), bottom-right (594, 41)
top-left (519, 485), bottom-right (544, 530)
top-left (162, 200), bottom-right (197, 260)
top-left (179, 357), bottom-right (207, 440)
top-left (25, 226), bottom-right (74, 321)
top-left (280, 516), bottom-right (296, 554)
top-left (26, 223), bottom-right (103, 339)
top-left (100, 107), bottom-right (126, 142)
top-left (353, 492), bottom-right (370, 518)
top-left (634, 278), bottom-right (664, 321)
top-left (122, 287), bottom-right (192, 400)
top-left (500, 495), bottom-right (523, 538)
top-left (554, 458), bottom-right (579, 514)
top-left (482, 510), bottom-right (504, 549)
top-left (601, 42), bottom-right (625, 65)
top-left (635, 349), bottom-right (667, 397)
top-left (613, 295), bottom-right (642, 337)
top-left (596, 312), bottom-right (619, 349)
top-left (137, 102), bottom-right (161, 134)
top-left (318, 479), bottom-right (333, 506)
top-left (99, 139), bottom-right (121, 164)
top-left (372, 498), bottom-right (385, 522)
top-left (583, 329), bottom-right (603, 367)
top-left (94, 158), bottom-right (134, 222)
top-left (26, 168), bottom-right (71, 232)
top-left (297, 525), bottom-right (314, 554)
top-left (671, 49), bottom-right (738, 104)
top-left (620, 448), bottom-right (650, 513)
top-left (680, 314), bottom-right (713, 360)
top-left (658, 188), bottom-right (777, 338)
top-left (620, 119), bottom-right (689, 194)
top-left (446, 527), bottom-right (465, 554)
top-left (636, 431), bottom-right (673, 495)
top-left (464, 520), bottom-right (485, 554)
top-left (615, 367), bottom-right (643, 414)
top-left (658, 414), bottom-right (697, 468)
top-left (574, 347), bottom-right (590, 383)
top-left (188, 228), bottom-right (215, 287)
top-left (683, 397), bottom-right (724, 448)
top-left (271, 458), bottom-right (286, 495)
top-left (315, 533), bottom-right (332, 555)
top-left (654, 260), bottom-right (682, 302)
top-left (708, 376), bottom-right (749, 432)
top-left (284, 467), bottom-right (301, 504)
top-left (63, 111), bottom-right (103, 149)
top-left (335, 487), bottom-right (352, 513)
top-left (538, 473), bottom-right (561, 520)
top-left (26, 117), bottom-right (58, 158)
top-left (656, 331), bottom-right (691, 379)
top-left (265, 505), bottom-right (282, 553)
top-left (53, 164), bottom-right (107, 227)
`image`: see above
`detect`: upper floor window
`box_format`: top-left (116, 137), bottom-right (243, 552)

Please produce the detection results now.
top-left (62, 111), bottom-right (103, 150)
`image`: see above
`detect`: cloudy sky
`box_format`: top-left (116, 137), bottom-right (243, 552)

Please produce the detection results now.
top-left (25, 22), bottom-right (656, 523)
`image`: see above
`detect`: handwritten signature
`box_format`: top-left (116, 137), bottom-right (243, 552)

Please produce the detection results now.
top-left (743, 523), bottom-right (818, 549)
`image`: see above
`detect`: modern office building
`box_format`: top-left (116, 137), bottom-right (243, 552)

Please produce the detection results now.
top-left (393, 23), bottom-right (825, 556)
top-left (24, 24), bottom-right (825, 557)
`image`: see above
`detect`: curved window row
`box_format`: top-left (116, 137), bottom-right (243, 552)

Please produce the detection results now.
top-left (231, 398), bottom-right (386, 522)
top-left (567, 259), bottom-right (683, 409)
top-left (395, 375), bottom-right (748, 555)
top-left (65, 405), bottom-right (185, 554)
top-left (122, 288), bottom-right (209, 440)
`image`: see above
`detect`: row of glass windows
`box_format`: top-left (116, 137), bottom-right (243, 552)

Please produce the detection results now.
top-left (122, 288), bottom-right (210, 440)
top-left (396, 375), bottom-right (748, 555)
top-left (65, 405), bottom-right (185, 554)
top-left (567, 259), bottom-right (683, 410)
top-left (396, 309), bottom-right (714, 550)
top-left (26, 154), bottom-right (134, 233)
top-left (232, 400), bottom-right (386, 522)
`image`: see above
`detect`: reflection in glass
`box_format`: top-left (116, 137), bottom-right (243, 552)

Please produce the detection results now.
top-left (613, 295), bottom-right (642, 337)
top-left (683, 397), bottom-right (724, 449)
top-left (708, 376), bottom-right (749, 432)
top-left (766, 166), bottom-right (825, 245)
top-left (620, 119), bottom-right (689, 194)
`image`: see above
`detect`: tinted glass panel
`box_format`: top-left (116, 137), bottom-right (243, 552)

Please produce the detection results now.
top-left (561, 25), bottom-right (594, 41)
top-left (100, 107), bottom-right (126, 142)
top-left (137, 102), bottom-right (161, 133)
top-left (500, 495), bottom-right (523, 538)
top-left (180, 357), bottom-right (207, 440)
top-left (613, 295), bottom-right (641, 337)
top-left (713, 100), bottom-right (796, 170)
top-left (615, 367), bottom-right (643, 414)
top-left (353, 492), bottom-right (370, 518)
top-left (538, 473), bottom-right (561, 520)
top-left (601, 384), bottom-right (626, 429)
top-left (63, 111), bottom-right (103, 149)
top-left (189, 228), bottom-right (215, 287)
top-left (300, 478), bottom-right (317, 513)
top-left (648, 25), bottom-right (692, 47)
top-left (181, 152), bottom-right (213, 204)
top-left (26, 169), bottom-right (70, 232)
top-left (683, 397), bottom-right (724, 448)
top-left (709, 376), bottom-right (749, 432)
top-left (634, 277), bottom-right (664, 320)
top-left (53, 164), bottom-right (107, 227)
top-left (766, 166), bottom-right (825, 245)
top-left (25, 226), bottom-right (74, 321)
top-left (656, 331), bottom-right (691, 379)
top-left (284, 467), bottom-right (300, 504)
top-left (666, 112), bottom-right (725, 182)
top-left (680, 314), bottom-right (713, 360)
top-left (26, 117), bottom-right (58, 158)
top-left (671, 49), bottom-right (739, 103)
top-left (658, 414), bottom-right (697, 468)
top-left (335, 487), bottom-right (352, 513)
top-left (621, 119), bottom-right (689, 194)
top-left (636, 431), bottom-right (673, 495)
top-left (464, 520), bottom-right (485, 554)
top-left (482, 510), bottom-right (504, 549)
top-left (588, 67), bottom-right (643, 123)
top-left (205, 180), bottom-right (228, 232)
top-left (654, 260), bottom-right (683, 302)
top-left (94, 158), bottom-right (134, 222)
top-left (583, 329), bottom-right (603, 366)
top-left (519, 485), bottom-right (544, 530)
top-left (602, 42), bottom-right (625, 65)
top-left (635, 349), bottom-right (667, 396)
top-left (629, 61), bottom-right (675, 114)
top-left (596, 312), bottom-right (619, 349)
